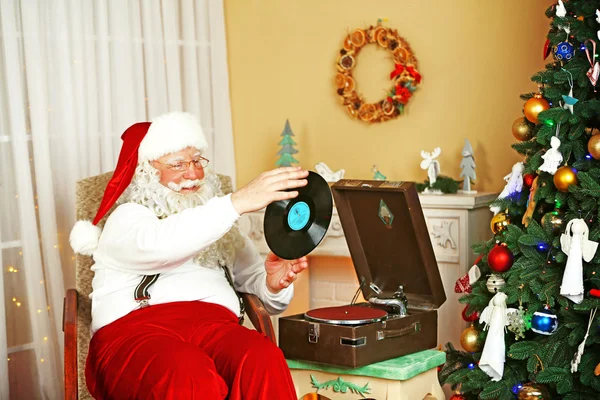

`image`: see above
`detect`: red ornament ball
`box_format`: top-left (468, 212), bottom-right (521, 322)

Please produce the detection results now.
top-left (488, 245), bottom-right (514, 273)
top-left (543, 39), bottom-right (551, 59)
top-left (462, 305), bottom-right (480, 322)
top-left (450, 395), bottom-right (466, 400)
top-left (523, 173), bottom-right (536, 188)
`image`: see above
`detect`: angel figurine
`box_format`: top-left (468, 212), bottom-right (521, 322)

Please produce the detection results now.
top-left (314, 162), bottom-right (345, 183)
top-left (539, 136), bottom-right (563, 175)
top-left (556, 0), bottom-right (567, 18)
top-left (560, 219), bottom-right (599, 304)
top-left (420, 147), bottom-right (441, 186)
top-left (490, 162), bottom-right (524, 215)
top-left (479, 292), bottom-right (516, 381)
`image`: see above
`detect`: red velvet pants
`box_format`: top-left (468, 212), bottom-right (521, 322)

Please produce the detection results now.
top-left (86, 301), bottom-right (297, 399)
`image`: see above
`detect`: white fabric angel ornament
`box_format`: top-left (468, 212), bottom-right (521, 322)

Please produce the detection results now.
top-left (556, 0), bottom-right (567, 18)
top-left (490, 162), bottom-right (524, 215)
top-left (539, 136), bottom-right (563, 175)
top-left (479, 292), bottom-right (516, 381)
top-left (597, 10), bottom-right (600, 41)
top-left (560, 219), bottom-right (599, 304)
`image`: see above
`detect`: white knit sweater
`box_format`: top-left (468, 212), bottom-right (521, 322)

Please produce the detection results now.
top-left (89, 194), bottom-right (293, 333)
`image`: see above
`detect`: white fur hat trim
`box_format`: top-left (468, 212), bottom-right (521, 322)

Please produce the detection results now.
top-left (138, 111), bottom-right (208, 162)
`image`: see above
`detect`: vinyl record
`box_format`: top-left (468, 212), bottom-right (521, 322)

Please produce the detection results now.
top-left (264, 171), bottom-right (333, 260)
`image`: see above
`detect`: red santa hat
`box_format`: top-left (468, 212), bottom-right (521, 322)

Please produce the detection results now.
top-left (69, 111), bottom-right (207, 255)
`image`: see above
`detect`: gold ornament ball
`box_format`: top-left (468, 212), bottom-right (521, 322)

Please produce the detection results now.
top-left (585, 127), bottom-right (600, 136)
top-left (517, 383), bottom-right (551, 400)
top-left (490, 212), bottom-right (511, 234)
top-left (512, 117), bottom-right (534, 141)
top-left (460, 325), bottom-right (482, 352)
top-left (553, 166), bottom-right (578, 192)
top-left (541, 210), bottom-right (565, 235)
top-left (588, 134), bottom-right (600, 160)
top-left (524, 95), bottom-right (550, 124)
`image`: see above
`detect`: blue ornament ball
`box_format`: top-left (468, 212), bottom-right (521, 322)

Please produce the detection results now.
top-left (531, 309), bottom-right (558, 335)
top-left (554, 42), bottom-right (575, 61)
top-left (511, 383), bottom-right (523, 395)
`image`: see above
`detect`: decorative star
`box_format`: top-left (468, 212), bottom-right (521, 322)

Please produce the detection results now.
top-left (562, 87), bottom-right (578, 114)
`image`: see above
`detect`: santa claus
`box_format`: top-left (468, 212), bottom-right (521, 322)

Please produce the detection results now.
top-left (70, 111), bottom-right (308, 399)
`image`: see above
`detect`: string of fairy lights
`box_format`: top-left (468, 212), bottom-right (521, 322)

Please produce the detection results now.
top-left (4, 245), bottom-right (54, 365)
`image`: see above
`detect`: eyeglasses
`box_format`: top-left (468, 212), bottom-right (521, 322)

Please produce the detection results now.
top-left (156, 157), bottom-right (209, 172)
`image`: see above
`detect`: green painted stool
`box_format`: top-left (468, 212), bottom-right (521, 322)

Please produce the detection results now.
top-left (286, 349), bottom-right (446, 400)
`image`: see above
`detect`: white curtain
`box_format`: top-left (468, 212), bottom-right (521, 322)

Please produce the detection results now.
top-left (0, 0), bottom-right (235, 398)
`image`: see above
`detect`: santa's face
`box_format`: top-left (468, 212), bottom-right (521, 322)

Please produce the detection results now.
top-left (151, 146), bottom-right (207, 193)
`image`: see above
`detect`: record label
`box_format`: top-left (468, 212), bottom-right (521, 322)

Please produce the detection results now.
top-left (264, 171), bottom-right (333, 260)
top-left (287, 201), bottom-right (311, 231)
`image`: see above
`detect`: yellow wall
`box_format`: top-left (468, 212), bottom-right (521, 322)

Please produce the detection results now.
top-left (225, 0), bottom-right (554, 192)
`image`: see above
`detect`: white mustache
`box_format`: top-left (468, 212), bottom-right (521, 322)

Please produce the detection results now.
top-left (168, 179), bottom-right (202, 192)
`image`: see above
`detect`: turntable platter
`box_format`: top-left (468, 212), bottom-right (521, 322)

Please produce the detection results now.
top-left (304, 305), bottom-right (387, 326)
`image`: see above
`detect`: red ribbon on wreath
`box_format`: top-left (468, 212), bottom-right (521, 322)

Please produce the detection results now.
top-left (390, 64), bottom-right (422, 84)
top-left (390, 64), bottom-right (404, 80)
top-left (406, 66), bottom-right (422, 83)
top-left (394, 85), bottom-right (412, 104)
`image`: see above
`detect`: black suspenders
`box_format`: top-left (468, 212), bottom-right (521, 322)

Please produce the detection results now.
top-left (133, 264), bottom-right (245, 324)
top-left (134, 274), bottom-right (160, 308)
top-left (219, 262), bottom-right (245, 324)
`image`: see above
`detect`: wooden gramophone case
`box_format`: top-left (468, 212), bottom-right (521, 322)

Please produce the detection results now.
top-left (278, 180), bottom-right (446, 368)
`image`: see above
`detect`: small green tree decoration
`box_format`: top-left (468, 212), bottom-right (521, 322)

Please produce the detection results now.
top-left (276, 119), bottom-right (299, 167)
top-left (372, 165), bottom-right (387, 180)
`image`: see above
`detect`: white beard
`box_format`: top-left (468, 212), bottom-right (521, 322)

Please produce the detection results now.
top-left (119, 161), bottom-right (244, 269)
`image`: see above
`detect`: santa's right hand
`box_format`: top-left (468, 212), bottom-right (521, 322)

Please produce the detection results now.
top-left (230, 166), bottom-right (308, 215)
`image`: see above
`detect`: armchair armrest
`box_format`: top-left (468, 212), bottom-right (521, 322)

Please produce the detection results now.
top-left (63, 288), bottom-right (78, 400)
top-left (240, 292), bottom-right (276, 344)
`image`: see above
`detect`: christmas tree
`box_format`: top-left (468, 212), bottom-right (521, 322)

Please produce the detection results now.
top-left (440, 2), bottom-right (600, 399)
top-left (460, 139), bottom-right (476, 192)
top-left (276, 119), bottom-right (299, 167)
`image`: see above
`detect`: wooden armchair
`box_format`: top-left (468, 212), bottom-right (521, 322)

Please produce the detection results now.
top-left (63, 172), bottom-right (275, 400)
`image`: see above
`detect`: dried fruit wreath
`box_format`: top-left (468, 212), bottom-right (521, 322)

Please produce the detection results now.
top-left (335, 23), bottom-right (422, 123)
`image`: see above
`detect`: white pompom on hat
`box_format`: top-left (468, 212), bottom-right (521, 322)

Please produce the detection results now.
top-left (70, 220), bottom-right (102, 256)
top-left (69, 111), bottom-right (208, 255)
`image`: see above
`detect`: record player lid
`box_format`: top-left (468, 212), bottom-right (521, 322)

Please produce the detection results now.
top-left (331, 180), bottom-right (446, 309)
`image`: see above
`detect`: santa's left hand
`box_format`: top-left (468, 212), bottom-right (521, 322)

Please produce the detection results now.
top-left (265, 252), bottom-right (308, 294)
